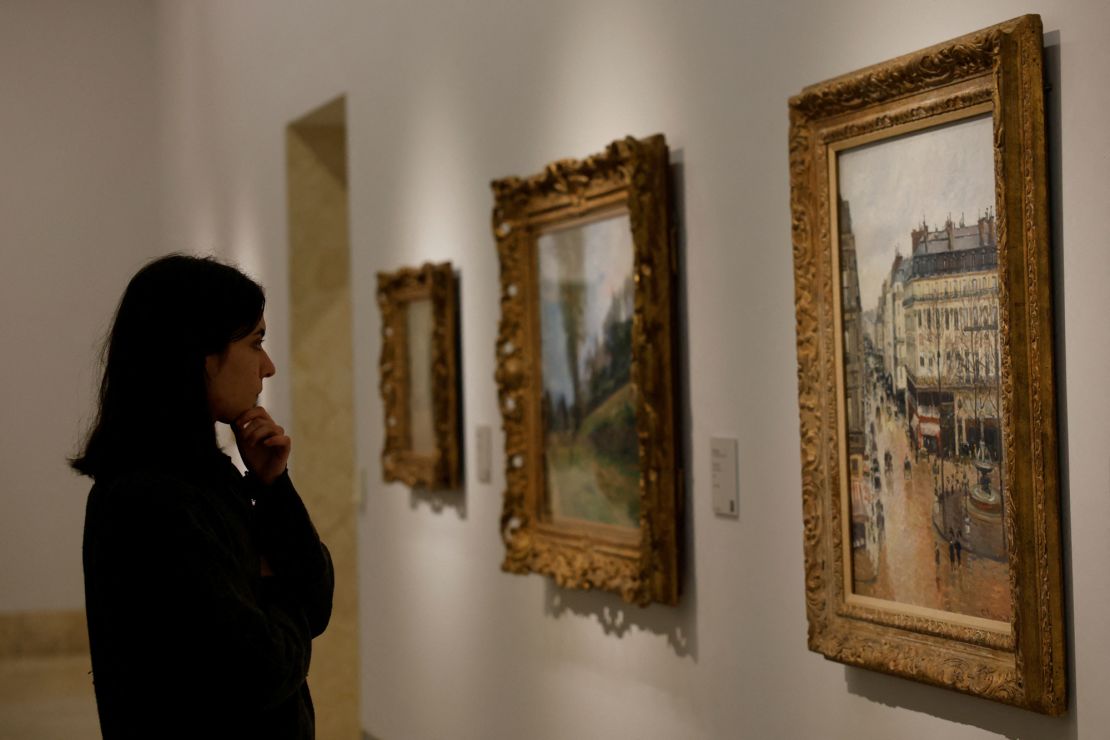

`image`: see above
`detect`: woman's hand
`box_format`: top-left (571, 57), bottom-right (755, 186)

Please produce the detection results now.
top-left (233, 406), bottom-right (291, 485)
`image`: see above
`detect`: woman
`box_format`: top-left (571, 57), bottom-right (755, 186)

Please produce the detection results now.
top-left (73, 254), bottom-right (333, 738)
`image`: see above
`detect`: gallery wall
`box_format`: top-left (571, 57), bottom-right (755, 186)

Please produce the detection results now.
top-left (0, 0), bottom-right (162, 615)
top-left (5, 0), bottom-right (1109, 737)
top-left (153, 1), bottom-right (1110, 738)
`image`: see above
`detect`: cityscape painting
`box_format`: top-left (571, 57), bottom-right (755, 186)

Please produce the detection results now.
top-left (790, 15), bottom-right (1064, 710)
top-left (538, 212), bottom-right (639, 530)
top-left (836, 114), bottom-right (1010, 623)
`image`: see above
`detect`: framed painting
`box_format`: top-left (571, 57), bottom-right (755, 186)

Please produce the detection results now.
top-left (789, 15), bottom-right (1065, 713)
top-left (377, 262), bottom-right (461, 490)
top-left (491, 134), bottom-right (682, 606)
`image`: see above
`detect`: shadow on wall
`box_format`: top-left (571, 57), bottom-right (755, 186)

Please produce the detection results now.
top-left (542, 576), bottom-right (698, 660)
top-left (540, 154), bottom-right (697, 662)
top-left (409, 485), bottom-right (467, 519)
top-left (409, 268), bottom-right (468, 520)
top-left (845, 666), bottom-right (1074, 739)
top-left (1043, 26), bottom-right (1079, 738)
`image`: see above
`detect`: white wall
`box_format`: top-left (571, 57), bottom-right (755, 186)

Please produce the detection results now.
top-left (17, 0), bottom-right (1105, 736)
top-left (0, 0), bottom-right (161, 612)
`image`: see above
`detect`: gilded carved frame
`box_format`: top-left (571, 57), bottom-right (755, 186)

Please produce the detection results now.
top-left (789, 16), bottom-right (1065, 712)
top-left (377, 262), bottom-right (461, 490)
top-left (491, 135), bottom-right (682, 606)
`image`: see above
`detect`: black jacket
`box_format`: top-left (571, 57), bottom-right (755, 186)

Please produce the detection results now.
top-left (82, 457), bottom-right (334, 739)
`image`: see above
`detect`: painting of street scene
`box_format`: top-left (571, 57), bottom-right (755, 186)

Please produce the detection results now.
top-left (836, 114), bottom-right (1011, 623)
top-left (538, 212), bottom-right (639, 530)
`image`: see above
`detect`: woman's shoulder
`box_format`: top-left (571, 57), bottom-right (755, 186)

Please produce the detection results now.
top-left (94, 452), bottom-right (237, 498)
top-left (89, 467), bottom-right (214, 520)
top-left (96, 467), bottom-right (191, 495)
top-left (86, 464), bottom-right (242, 549)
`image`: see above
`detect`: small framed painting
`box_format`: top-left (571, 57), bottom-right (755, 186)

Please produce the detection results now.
top-left (377, 262), bottom-right (461, 490)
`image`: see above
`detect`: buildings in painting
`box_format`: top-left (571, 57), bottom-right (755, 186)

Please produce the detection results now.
top-left (837, 198), bottom-right (871, 553)
top-left (876, 253), bottom-right (912, 403)
top-left (891, 212), bottom-right (1001, 463)
top-left (872, 210), bottom-right (1004, 558)
top-left (842, 202), bottom-right (1005, 562)
top-left (839, 198), bottom-right (866, 457)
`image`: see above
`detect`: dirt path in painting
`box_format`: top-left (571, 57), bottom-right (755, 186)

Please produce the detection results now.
top-left (545, 385), bottom-right (639, 528)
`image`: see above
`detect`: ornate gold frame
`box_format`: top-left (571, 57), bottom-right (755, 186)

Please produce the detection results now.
top-left (491, 135), bottom-right (681, 606)
top-left (789, 15), bottom-right (1064, 713)
top-left (377, 262), bottom-right (461, 490)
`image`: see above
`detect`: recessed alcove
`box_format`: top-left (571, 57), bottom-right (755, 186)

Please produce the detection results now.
top-left (286, 95), bottom-right (358, 738)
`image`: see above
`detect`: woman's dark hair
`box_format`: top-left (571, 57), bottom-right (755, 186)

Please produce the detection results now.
top-left (71, 254), bottom-right (265, 480)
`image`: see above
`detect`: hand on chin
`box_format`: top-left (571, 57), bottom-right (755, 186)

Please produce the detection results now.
top-left (232, 406), bottom-right (292, 485)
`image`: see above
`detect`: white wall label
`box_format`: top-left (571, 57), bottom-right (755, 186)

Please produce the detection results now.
top-left (711, 437), bottom-right (739, 518)
top-left (476, 425), bottom-right (492, 483)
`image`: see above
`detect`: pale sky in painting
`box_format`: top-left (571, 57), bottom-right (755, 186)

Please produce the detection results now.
top-left (837, 114), bottom-right (994, 311)
top-left (538, 212), bottom-right (633, 404)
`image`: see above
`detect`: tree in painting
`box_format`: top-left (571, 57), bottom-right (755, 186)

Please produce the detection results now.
top-left (539, 214), bottom-right (639, 529)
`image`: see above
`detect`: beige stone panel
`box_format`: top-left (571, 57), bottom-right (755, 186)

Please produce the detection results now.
top-left (0, 610), bottom-right (88, 659)
top-left (287, 98), bottom-right (359, 739)
top-left (0, 654), bottom-right (99, 738)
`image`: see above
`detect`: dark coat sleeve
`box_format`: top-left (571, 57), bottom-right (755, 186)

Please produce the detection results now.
top-left (243, 470), bottom-right (334, 638)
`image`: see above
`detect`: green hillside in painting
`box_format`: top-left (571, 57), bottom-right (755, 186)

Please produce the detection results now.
top-left (545, 383), bottom-right (639, 528)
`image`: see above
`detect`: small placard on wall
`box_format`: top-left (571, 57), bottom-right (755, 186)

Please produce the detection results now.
top-left (711, 437), bottom-right (739, 518)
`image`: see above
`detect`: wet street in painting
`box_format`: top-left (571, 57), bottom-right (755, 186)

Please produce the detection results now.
top-left (850, 381), bottom-right (1011, 623)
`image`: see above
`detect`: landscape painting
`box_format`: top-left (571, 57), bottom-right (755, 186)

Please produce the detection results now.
top-left (493, 134), bottom-right (680, 605)
top-left (537, 211), bottom-right (639, 530)
top-left (377, 262), bottom-right (461, 490)
top-left (405, 297), bottom-right (435, 455)
top-left (835, 113), bottom-right (1010, 623)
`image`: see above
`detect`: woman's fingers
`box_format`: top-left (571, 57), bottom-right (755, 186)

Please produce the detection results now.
top-left (242, 421), bottom-right (284, 447)
top-left (234, 406), bottom-right (272, 430)
top-left (231, 405), bottom-right (291, 483)
top-left (249, 424), bottom-right (284, 445)
top-left (235, 407), bottom-right (278, 442)
top-left (235, 407), bottom-right (280, 431)
top-left (262, 434), bottom-right (291, 449)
